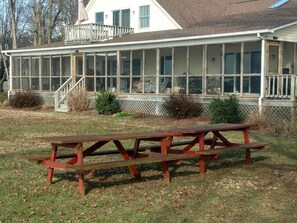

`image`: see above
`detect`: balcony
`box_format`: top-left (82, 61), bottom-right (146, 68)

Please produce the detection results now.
top-left (64, 24), bottom-right (134, 45)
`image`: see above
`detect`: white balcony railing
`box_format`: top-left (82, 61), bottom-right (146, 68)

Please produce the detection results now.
top-left (64, 24), bottom-right (134, 44)
top-left (265, 74), bottom-right (297, 100)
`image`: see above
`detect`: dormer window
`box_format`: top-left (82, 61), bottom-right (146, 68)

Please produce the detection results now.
top-left (269, 0), bottom-right (290, 9)
top-left (139, 5), bottom-right (150, 28)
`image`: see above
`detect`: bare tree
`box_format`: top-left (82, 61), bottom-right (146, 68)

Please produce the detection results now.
top-left (8, 0), bottom-right (17, 49)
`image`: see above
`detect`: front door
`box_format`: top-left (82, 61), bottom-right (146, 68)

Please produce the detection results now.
top-left (267, 42), bottom-right (282, 96)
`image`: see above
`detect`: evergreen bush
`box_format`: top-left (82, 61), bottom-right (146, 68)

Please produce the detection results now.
top-left (95, 91), bottom-right (121, 115)
top-left (208, 95), bottom-right (241, 123)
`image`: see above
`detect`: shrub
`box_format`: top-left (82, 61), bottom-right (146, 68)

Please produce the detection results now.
top-left (95, 91), bottom-right (121, 115)
top-left (208, 95), bottom-right (241, 123)
top-left (246, 110), bottom-right (271, 131)
top-left (163, 93), bottom-right (202, 119)
top-left (9, 91), bottom-right (43, 108)
top-left (67, 88), bottom-right (90, 112)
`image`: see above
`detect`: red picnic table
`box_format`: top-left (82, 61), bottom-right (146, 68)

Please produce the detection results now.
top-left (29, 123), bottom-right (267, 195)
top-left (166, 123), bottom-right (267, 173)
top-left (31, 131), bottom-right (195, 195)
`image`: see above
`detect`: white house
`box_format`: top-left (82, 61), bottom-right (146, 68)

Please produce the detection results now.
top-left (2, 0), bottom-right (297, 120)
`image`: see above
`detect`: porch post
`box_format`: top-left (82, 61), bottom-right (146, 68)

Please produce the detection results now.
top-left (156, 48), bottom-right (160, 94)
top-left (259, 38), bottom-right (266, 114)
top-left (117, 50), bottom-right (121, 92)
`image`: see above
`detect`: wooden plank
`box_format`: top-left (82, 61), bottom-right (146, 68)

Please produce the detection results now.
top-left (195, 142), bottom-right (268, 155)
top-left (26, 148), bottom-right (146, 161)
top-left (66, 154), bottom-right (197, 172)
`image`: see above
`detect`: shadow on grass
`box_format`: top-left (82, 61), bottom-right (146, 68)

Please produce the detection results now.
top-left (47, 155), bottom-right (275, 195)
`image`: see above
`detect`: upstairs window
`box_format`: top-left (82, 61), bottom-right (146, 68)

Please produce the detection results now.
top-left (95, 12), bottom-right (104, 24)
top-left (113, 9), bottom-right (130, 27)
top-left (139, 5), bottom-right (150, 28)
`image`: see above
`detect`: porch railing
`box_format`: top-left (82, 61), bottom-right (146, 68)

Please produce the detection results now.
top-left (64, 24), bottom-right (134, 44)
top-left (54, 76), bottom-right (85, 112)
top-left (54, 77), bottom-right (73, 111)
top-left (265, 74), bottom-right (297, 100)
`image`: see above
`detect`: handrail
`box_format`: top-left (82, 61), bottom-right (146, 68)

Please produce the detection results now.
top-left (54, 77), bottom-right (72, 110)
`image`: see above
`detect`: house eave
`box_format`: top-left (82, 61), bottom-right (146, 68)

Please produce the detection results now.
top-left (2, 29), bottom-right (272, 55)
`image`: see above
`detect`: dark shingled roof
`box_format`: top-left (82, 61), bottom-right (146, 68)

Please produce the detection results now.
top-left (9, 0), bottom-right (297, 49)
top-left (99, 0), bottom-right (297, 44)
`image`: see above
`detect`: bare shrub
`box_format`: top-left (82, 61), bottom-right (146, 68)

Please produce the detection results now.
top-left (163, 93), bottom-right (202, 119)
top-left (9, 91), bottom-right (43, 108)
top-left (246, 111), bottom-right (271, 131)
top-left (67, 88), bottom-right (90, 112)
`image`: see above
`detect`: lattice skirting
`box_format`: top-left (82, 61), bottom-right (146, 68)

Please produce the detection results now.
top-left (119, 98), bottom-right (297, 122)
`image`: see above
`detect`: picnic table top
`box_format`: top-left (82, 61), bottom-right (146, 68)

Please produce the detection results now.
top-left (167, 123), bottom-right (253, 134)
top-left (33, 131), bottom-right (181, 144)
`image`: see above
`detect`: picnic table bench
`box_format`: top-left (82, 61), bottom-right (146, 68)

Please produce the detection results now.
top-left (29, 123), bottom-right (268, 195)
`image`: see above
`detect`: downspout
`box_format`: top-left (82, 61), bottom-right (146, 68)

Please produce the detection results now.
top-left (3, 52), bottom-right (12, 99)
top-left (257, 33), bottom-right (266, 115)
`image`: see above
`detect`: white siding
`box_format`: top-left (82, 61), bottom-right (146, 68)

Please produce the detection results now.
top-left (267, 23), bottom-right (297, 42)
top-left (82, 0), bottom-right (180, 33)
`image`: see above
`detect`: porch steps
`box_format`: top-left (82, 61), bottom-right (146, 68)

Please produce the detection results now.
top-left (56, 101), bottom-right (69, 112)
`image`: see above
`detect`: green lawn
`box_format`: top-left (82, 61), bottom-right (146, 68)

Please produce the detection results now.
top-left (0, 108), bottom-right (296, 223)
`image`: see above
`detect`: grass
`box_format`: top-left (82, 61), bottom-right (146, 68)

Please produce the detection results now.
top-left (0, 108), bottom-right (296, 222)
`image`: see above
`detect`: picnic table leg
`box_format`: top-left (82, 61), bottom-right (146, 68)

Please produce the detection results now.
top-left (47, 144), bottom-right (57, 184)
top-left (199, 134), bottom-right (206, 174)
top-left (244, 128), bottom-right (251, 165)
top-left (132, 139), bottom-right (141, 159)
top-left (76, 143), bottom-right (85, 195)
top-left (160, 138), bottom-right (169, 181)
top-left (113, 140), bottom-right (141, 179)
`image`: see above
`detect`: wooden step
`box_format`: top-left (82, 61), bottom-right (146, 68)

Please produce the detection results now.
top-left (195, 142), bottom-right (268, 156)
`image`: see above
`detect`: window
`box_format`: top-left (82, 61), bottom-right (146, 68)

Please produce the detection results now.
top-left (95, 12), bottom-right (104, 24)
top-left (113, 9), bottom-right (130, 27)
top-left (140, 5), bottom-right (150, 28)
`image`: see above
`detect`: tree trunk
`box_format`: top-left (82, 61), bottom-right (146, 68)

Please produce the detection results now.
top-left (8, 0), bottom-right (17, 49)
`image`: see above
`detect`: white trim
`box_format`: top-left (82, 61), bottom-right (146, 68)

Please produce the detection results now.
top-left (2, 29), bottom-right (271, 55)
top-left (270, 20), bottom-right (297, 32)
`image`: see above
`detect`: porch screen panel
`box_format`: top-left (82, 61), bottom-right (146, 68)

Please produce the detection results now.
top-left (62, 56), bottom-right (71, 83)
top-left (160, 48), bottom-right (172, 94)
top-left (42, 57), bottom-right (50, 91)
top-left (95, 54), bottom-right (105, 91)
top-left (21, 57), bottom-right (30, 90)
top-left (31, 57), bottom-right (39, 90)
top-left (132, 50), bottom-right (142, 93)
top-left (86, 54), bottom-right (95, 92)
top-left (120, 51), bottom-right (130, 93)
top-left (224, 43), bottom-right (241, 93)
top-left (173, 47), bottom-right (186, 94)
top-left (189, 46), bottom-right (203, 94)
top-left (144, 49), bottom-right (156, 93)
top-left (243, 41), bottom-right (261, 94)
top-left (207, 44), bottom-right (222, 94)
top-left (12, 58), bottom-right (21, 89)
top-left (51, 56), bottom-right (60, 91)
top-left (107, 53), bottom-right (117, 92)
